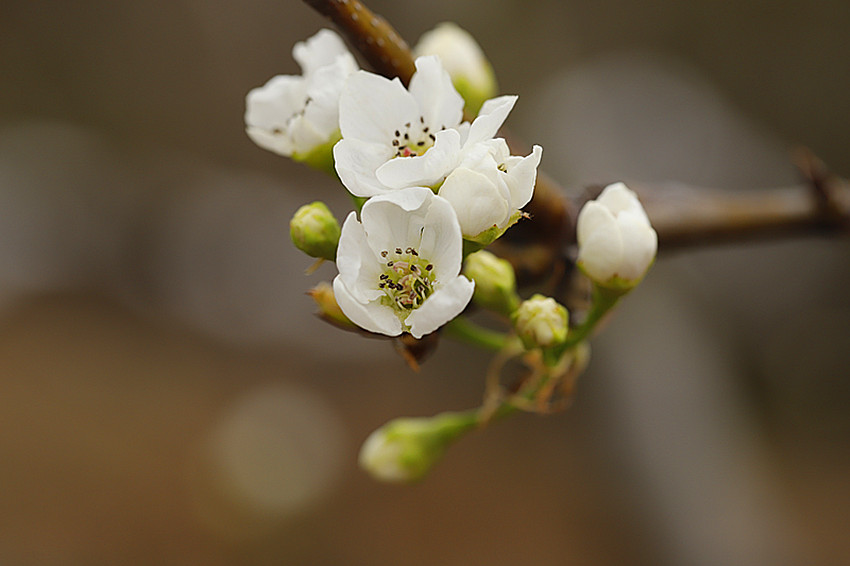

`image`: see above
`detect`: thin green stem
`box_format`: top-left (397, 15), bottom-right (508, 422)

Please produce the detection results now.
top-left (443, 316), bottom-right (511, 351)
top-left (554, 284), bottom-right (623, 357)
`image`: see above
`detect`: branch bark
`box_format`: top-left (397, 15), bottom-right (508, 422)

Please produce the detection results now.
top-left (302, 0), bottom-right (850, 263)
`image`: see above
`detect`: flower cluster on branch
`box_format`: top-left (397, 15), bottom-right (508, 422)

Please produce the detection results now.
top-left (245, 20), bottom-right (657, 483)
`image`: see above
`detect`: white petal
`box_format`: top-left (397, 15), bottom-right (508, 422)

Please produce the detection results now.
top-left (405, 276), bottom-right (474, 338)
top-left (408, 56), bottom-right (464, 131)
top-left (597, 182), bottom-right (651, 224)
top-left (503, 144), bottom-right (542, 210)
top-left (244, 75), bottom-right (306, 155)
top-left (333, 276), bottom-right (403, 336)
top-left (439, 167), bottom-right (511, 237)
top-left (339, 72), bottom-right (418, 144)
top-left (245, 126), bottom-right (294, 156)
top-left (335, 211), bottom-right (384, 303)
top-left (464, 95), bottom-right (517, 147)
top-left (302, 57), bottom-right (356, 135)
top-left (417, 193), bottom-right (464, 276)
top-left (361, 188), bottom-right (433, 254)
top-left (615, 211), bottom-right (658, 281)
top-left (286, 114), bottom-right (327, 154)
top-left (375, 129), bottom-right (461, 189)
top-left (576, 202), bottom-right (623, 282)
top-left (293, 29), bottom-right (352, 75)
top-left (333, 139), bottom-right (396, 197)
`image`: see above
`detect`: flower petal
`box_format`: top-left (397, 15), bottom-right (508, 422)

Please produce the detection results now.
top-left (293, 29), bottom-right (353, 75)
top-left (439, 167), bottom-right (511, 237)
top-left (596, 182), bottom-right (651, 224)
top-left (504, 144), bottom-right (542, 210)
top-left (339, 71), bottom-right (418, 144)
top-left (335, 211), bottom-right (384, 302)
top-left (405, 275), bottom-right (474, 339)
top-left (244, 75), bottom-right (306, 156)
top-left (576, 201), bottom-right (623, 282)
top-left (408, 56), bottom-right (465, 132)
top-left (333, 276), bottom-right (403, 336)
top-left (464, 95), bottom-right (517, 147)
top-left (615, 210), bottom-right (658, 281)
top-left (334, 138), bottom-right (397, 197)
top-left (360, 187), bottom-right (434, 255)
top-left (375, 129), bottom-right (462, 189)
top-left (417, 193), bottom-right (464, 276)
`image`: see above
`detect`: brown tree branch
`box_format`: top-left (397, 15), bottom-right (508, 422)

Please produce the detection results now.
top-left (302, 0), bottom-right (850, 266)
top-left (303, 0), bottom-right (416, 83)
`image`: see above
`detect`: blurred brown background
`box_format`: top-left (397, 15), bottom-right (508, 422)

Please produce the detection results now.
top-left (1, 1), bottom-right (849, 565)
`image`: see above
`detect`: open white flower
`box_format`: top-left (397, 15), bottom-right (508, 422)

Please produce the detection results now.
top-left (245, 29), bottom-right (358, 163)
top-left (333, 187), bottom-right (474, 338)
top-left (333, 55), bottom-right (517, 198)
top-left (438, 137), bottom-right (542, 241)
top-left (576, 182), bottom-right (658, 288)
top-left (413, 22), bottom-right (498, 115)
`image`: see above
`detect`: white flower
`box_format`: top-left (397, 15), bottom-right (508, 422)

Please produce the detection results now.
top-left (438, 137), bottom-right (542, 241)
top-left (413, 22), bottom-right (498, 115)
top-left (576, 182), bottom-right (658, 287)
top-left (333, 187), bottom-right (474, 339)
top-left (333, 55), bottom-right (517, 198)
top-left (245, 29), bottom-right (358, 160)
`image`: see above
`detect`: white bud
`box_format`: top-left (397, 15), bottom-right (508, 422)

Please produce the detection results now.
top-left (576, 182), bottom-right (657, 289)
top-left (413, 22), bottom-right (497, 115)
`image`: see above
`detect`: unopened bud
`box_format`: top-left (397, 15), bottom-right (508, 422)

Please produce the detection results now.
top-left (512, 294), bottom-right (568, 350)
top-left (463, 250), bottom-right (519, 315)
top-left (413, 22), bottom-right (498, 116)
top-left (308, 282), bottom-right (355, 329)
top-left (290, 201), bottom-right (341, 261)
top-left (576, 182), bottom-right (657, 292)
top-left (359, 411), bottom-right (476, 483)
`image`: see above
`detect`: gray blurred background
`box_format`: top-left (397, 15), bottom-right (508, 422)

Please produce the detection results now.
top-left (1, 1), bottom-right (849, 564)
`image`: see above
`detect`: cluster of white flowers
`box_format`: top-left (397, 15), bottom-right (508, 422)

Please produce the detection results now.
top-left (247, 28), bottom-right (541, 338)
top-left (246, 22), bottom-right (660, 484)
top-left (247, 27), bottom-right (656, 344)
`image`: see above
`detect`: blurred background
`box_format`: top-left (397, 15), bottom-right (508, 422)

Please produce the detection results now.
top-left (1, 1), bottom-right (849, 564)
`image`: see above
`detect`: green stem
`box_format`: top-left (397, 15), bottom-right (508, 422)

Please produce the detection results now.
top-left (553, 284), bottom-right (623, 358)
top-left (443, 316), bottom-right (511, 351)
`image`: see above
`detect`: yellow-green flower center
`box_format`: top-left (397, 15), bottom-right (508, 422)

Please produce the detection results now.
top-left (378, 246), bottom-right (436, 310)
top-left (391, 115), bottom-right (444, 158)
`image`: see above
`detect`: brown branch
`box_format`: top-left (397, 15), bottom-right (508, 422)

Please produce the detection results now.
top-left (303, 0), bottom-right (416, 83)
top-left (302, 0), bottom-right (850, 269)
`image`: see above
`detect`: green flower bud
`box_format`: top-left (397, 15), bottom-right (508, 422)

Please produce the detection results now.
top-left (511, 294), bottom-right (568, 351)
top-left (290, 201), bottom-right (341, 261)
top-left (358, 411), bottom-right (477, 483)
top-left (463, 250), bottom-right (520, 315)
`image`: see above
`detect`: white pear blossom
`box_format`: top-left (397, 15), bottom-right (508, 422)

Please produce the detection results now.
top-left (333, 55), bottom-right (518, 198)
top-left (438, 137), bottom-right (542, 241)
top-left (413, 22), bottom-right (498, 115)
top-left (576, 182), bottom-right (658, 288)
top-left (333, 187), bottom-right (474, 339)
top-left (245, 29), bottom-right (358, 161)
